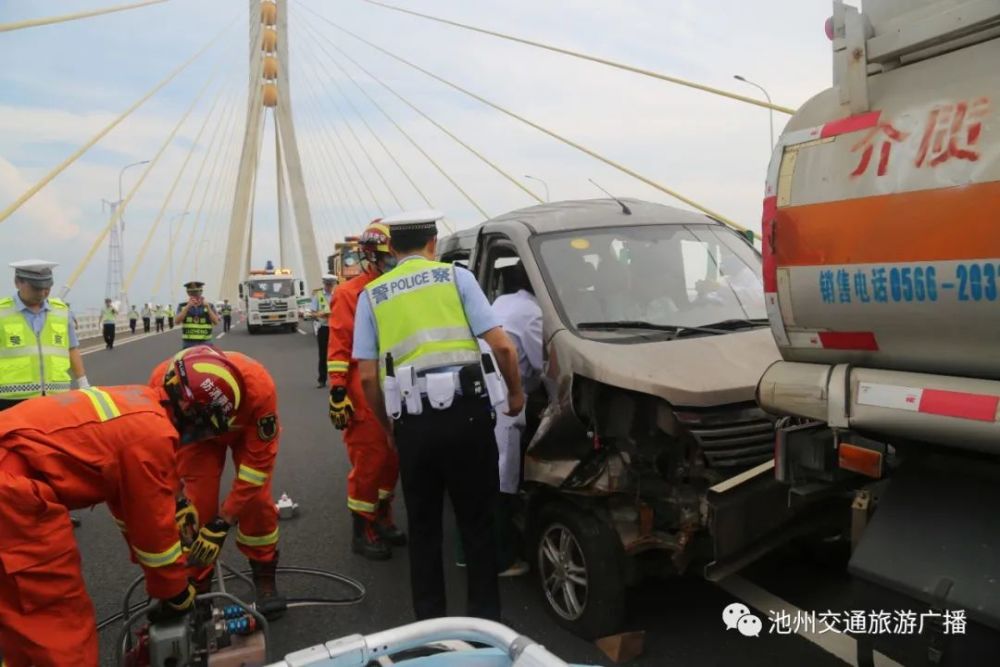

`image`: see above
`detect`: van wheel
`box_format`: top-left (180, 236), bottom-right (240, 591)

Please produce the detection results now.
top-left (535, 503), bottom-right (626, 639)
top-left (248, 325), bottom-right (259, 335)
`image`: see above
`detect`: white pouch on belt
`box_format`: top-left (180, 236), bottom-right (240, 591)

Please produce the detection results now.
top-left (397, 365), bottom-right (423, 416)
top-left (425, 372), bottom-right (457, 410)
top-left (383, 375), bottom-right (403, 420)
top-left (481, 351), bottom-right (508, 407)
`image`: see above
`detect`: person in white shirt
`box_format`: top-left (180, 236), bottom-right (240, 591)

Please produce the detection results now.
top-left (489, 262), bottom-right (543, 577)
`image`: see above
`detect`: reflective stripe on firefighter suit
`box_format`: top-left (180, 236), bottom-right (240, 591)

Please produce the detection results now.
top-left (149, 351), bottom-right (279, 566)
top-left (0, 387), bottom-right (187, 667)
top-left (326, 271), bottom-right (398, 519)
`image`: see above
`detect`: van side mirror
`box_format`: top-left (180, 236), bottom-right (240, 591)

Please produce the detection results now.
top-left (238, 284), bottom-right (244, 299)
top-left (741, 229), bottom-right (756, 244)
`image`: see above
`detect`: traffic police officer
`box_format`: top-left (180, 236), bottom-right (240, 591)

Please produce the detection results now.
top-left (311, 274), bottom-right (337, 387)
top-left (354, 210), bottom-right (524, 621)
top-left (101, 298), bottom-right (118, 349)
top-left (177, 280), bottom-right (220, 349)
top-left (0, 260), bottom-right (88, 411)
top-left (221, 299), bottom-right (233, 332)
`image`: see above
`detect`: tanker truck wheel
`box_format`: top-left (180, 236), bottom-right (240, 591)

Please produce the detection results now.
top-left (248, 325), bottom-right (259, 335)
top-left (534, 502), bottom-right (626, 639)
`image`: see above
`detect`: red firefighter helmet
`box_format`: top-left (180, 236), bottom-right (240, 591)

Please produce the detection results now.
top-left (164, 348), bottom-right (244, 435)
top-left (358, 220), bottom-right (391, 266)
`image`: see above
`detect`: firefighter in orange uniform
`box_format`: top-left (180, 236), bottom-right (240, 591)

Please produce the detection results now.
top-left (328, 222), bottom-right (406, 559)
top-left (0, 352), bottom-right (244, 667)
top-left (149, 346), bottom-right (285, 616)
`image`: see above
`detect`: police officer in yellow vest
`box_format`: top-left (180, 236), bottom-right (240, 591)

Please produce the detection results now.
top-left (177, 280), bottom-right (220, 350)
top-left (0, 260), bottom-right (89, 411)
top-left (354, 210), bottom-right (524, 622)
top-left (221, 299), bottom-right (233, 333)
top-left (311, 274), bottom-right (337, 388)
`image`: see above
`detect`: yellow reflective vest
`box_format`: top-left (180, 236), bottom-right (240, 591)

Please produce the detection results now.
top-left (0, 297), bottom-right (73, 399)
top-left (364, 257), bottom-right (480, 380)
top-left (181, 307), bottom-right (213, 341)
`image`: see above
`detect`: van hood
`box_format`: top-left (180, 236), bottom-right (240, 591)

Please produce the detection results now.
top-left (552, 327), bottom-right (781, 407)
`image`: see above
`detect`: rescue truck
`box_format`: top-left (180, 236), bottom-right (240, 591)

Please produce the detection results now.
top-left (238, 265), bottom-right (304, 334)
top-left (759, 1), bottom-right (1000, 663)
top-left (327, 236), bottom-right (363, 283)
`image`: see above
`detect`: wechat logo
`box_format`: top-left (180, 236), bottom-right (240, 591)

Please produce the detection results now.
top-left (723, 602), bottom-right (762, 638)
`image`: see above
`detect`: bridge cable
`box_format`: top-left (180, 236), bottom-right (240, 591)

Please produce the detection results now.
top-left (295, 13), bottom-right (486, 226)
top-left (123, 75), bottom-right (233, 294)
top-left (300, 3), bottom-right (746, 233)
top-left (0, 0), bottom-right (170, 33)
top-left (0, 15), bottom-right (235, 225)
top-left (293, 14), bottom-right (480, 232)
top-left (356, 0), bottom-right (796, 115)
top-left (296, 101), bottom-right (366, 236)
top-left (298, 42), bottom-right (404, 211)
top-left (194, 106), bottom-right (250, 289)
top-left (298, 89), bottom-right (374, 228)
top-left (296, 70), bottom-right (382, 221)
top-left (63, 57), bottom-right (228, 296)
top-left (296, 102), bottom-right (360, 239)
top-left (182, 99), bottom-right (253, 282)
top-left (167, 21), bottom-right (267, 289)
top-left (295, 121), bottom-right (353, 246)
top-left (299, 15), bottom-right (542, 207)
top-left (299, 92), bottom-right (369, 235)
top-left (151, 86), bottom-right (242, 296)
top-left (296, 57), bottom-right (388, 216)
top-left (294, 18), bottom-right (434, 212)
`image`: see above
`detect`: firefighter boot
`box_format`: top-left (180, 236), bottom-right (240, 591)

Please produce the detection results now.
top-left (352, 513), bottom-right (392, 560)
top-left (249, 554), bottom-right (287, 620)
top-left (376, 500), bottom-right (407, 547)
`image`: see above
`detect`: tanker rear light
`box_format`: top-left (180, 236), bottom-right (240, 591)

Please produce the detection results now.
top-left (838, 442), bottom-right (884, 479)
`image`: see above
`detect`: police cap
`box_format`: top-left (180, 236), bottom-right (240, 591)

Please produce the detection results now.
top-left (379, 209), bottom-right (444, 234)
top-left (10, 259), bottom-right (57, 288)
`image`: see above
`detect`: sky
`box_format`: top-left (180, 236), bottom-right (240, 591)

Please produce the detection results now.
top-left (0, 0), bottom-right (840, 309)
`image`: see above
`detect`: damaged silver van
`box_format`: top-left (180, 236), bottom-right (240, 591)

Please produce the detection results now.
top-left (457, 199), bottom-right (821, 638)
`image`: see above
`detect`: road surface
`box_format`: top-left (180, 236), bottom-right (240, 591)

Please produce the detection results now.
top-left (69, 324), bottom-right (963, 666)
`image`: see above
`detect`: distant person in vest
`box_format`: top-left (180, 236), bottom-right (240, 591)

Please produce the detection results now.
top-left (168, 303), bottom-right (175, 329)
top-left (101, 298), bottom-right (118, 349)
top-left (154, 304), bottom-right (166, 333)
top-left (221, 299), bottom-right (233, 333)
top-left (311, 275), bottom-right (337, 388)
top-left (177, 280), bottom-right (220, 349)
top-left (141, 302), bottom-right (153, 333)
top-left (128, 305), bottom-right (139, 334)
top-left (1, 260), bottom-right (89, 411)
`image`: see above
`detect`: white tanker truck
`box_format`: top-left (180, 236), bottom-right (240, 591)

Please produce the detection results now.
top-left (759, 1), bottom-right (1000, 663)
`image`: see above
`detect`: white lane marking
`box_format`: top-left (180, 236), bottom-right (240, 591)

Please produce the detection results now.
top-left (79, 329), bottom-right (175, 356)
top-left (217, 332), bottom-right (226, 339)
top-left (717, 575), bottom-right (904, 667)
top-left (297, 328), bottom-right (308, 335)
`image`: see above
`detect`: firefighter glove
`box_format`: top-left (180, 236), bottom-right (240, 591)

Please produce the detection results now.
top-left (148, 583), bottom-right (197, 624)
top-left (329, 386), bottom-right (354, 430)
top-left (175, 497), bottom-right (199, 547)
top-left (188, 517), bottom-right (230, 567)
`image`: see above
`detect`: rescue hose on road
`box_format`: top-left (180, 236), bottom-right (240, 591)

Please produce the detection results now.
top-left (99, 561), bottom-right (367, 664)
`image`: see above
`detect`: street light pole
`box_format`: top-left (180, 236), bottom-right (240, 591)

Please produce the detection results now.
top-left (524, 175), bottom-right (550, 202)
top-left (115, 159), bottom-right (149, 311)
top-left (734, 75), bottom-right (775, 149)
top-left (168, 211), bottom-right (190, 310)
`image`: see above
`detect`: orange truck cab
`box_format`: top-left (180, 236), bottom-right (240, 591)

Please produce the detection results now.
top-left (759, 1), bottom-right (1000, 662)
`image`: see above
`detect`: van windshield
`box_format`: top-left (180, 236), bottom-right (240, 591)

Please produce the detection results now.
top-left (534, 224), bottom-right (766, 330)
top-left (247, 279), bottom-right (295, 298)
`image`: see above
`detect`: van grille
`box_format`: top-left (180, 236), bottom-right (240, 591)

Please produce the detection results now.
top-left (675, 404), bottom-right (775, 469)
